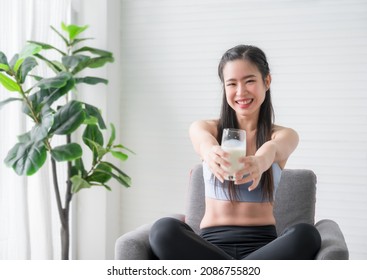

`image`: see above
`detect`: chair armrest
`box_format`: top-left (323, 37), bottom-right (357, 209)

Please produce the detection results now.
top-left (315, 219), bottom-right (349, 260)
top-left (114, 223), bottom-right (155, 260)
top-left (114, 214), bottom-right (185, 260)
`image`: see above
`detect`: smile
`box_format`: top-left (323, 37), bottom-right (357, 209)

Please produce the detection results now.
top-left (236, 99), bottom-right (253, 106)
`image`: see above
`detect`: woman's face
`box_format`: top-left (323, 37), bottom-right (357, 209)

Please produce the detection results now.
top-left (222, 59), bottom-right (271, 118)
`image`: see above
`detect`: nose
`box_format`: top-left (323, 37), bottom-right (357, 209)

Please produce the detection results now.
top-left (236, 82), bottom-right (246, 96)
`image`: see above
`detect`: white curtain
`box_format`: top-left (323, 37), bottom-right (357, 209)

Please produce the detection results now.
top-left (0, 0), bottom-right (71, 260)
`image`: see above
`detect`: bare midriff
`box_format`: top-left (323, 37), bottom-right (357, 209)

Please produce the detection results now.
top-left (200, 198), bottom-right (275, 229)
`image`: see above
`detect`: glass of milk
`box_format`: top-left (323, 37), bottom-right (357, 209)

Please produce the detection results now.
top-left (221, 128), bottom-right (246, 181)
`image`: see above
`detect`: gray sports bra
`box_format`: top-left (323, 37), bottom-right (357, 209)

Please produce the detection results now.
top-left (203, 161), bottom-right (282, 202)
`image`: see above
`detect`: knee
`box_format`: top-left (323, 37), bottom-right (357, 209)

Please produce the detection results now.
top-left (296, 223), bottom-right (321, 245)
top-left (149, 217), bottom-right (183, 247)
top-left (284, 223), bottom-right (321, 252)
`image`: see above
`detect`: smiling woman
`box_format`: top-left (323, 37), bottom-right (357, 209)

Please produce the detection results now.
top-left (148, 45), bottom-right (320, 260)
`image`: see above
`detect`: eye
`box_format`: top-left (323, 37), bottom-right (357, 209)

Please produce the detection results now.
top-left (246, 79), bottom-right (255, 84)
top-left (226, 83), bottom-right (236, 87)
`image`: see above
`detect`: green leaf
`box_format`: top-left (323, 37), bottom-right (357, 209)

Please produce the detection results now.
top-left (29, 75), bottom-right (43, 82)
top-left (74, 158), bottom-right (87, 178)
top-left (90, 166), bottom-right (131, 188)
top-left (0, 63), bottom-right (9, 72)
top-left (14, 44), bottom-right (42, 73)
top-left (19, 43), bottom-right (42, 59)
top-left (0, 52), bottom-right (9, 66)
top-left (24, 72), bottom-right (73, 115)
top-left (101, 161), bottom-right (129, 176)
top-left (50, 100), bottom-right (86, 135)
top-left (82, 124), bottom-right (104, 148)
top-left (27, 40), bottom-right (66, 56)
top-left (13, 59), bottom-right (25, 74)
top-left (31, 105), bottom-right (54, 141)
top-left (107, 123), bottom-right (116, 148)
top-left (34, 53), bottom-right (63, 73)
top-left (83, 138), bottom-right (107, 159)
top-left (35, 71), bottom-right (72, 89)
top-left (72, 56), bottom-right (114, 74)
top-left (111, 150), bottom-right (128, 161)
top-left (87, 162), bottom-right (112, 184)
top-left (101, 184), bottom-right (112, 191)
top-left (75, 76), bottom-right (108, 85)
top-left (71, 175), bottom-right (91, 193)
top-left (83, 115), bottom-right (98, 125)
top-left (40, 77), bottom-right (75, 107)
top-left (70, 37), bottom-right (94, 46)
top-left (51, 143), bottom-right (82, 162)
top-left (84, 103), bottom-right (106, 129)
top-left (18, 57), bottom-right (38, 83)
top-left (109, 170), bottom-right (131, 188)
top-left (88, 56), bottom-right (114, 68)
top-left (0, 97), bottom-right (22, 110)
top-left (100, 161), bottom-right (131, 187)
top-left (49, 60), bottom-right (67, 72)
top-left (22, 89), bottom-right (48, 116)
top-left (0, 73), bottom-right (21, 92)
top-left (23, 76), bottom-right (75, 116)
top-left (4, 140), bottom-right (47, 176)
top-left (62, 55), bottom-right (89, 70)
top-left (51, 25), bottom-right (69, 46)
top-left (112, 144), bottom-right (135, 155)
top-left (73, 46), bottom-right (113, 57)
top-left (61, 22), bottom-right (89, 41)
top-left (9, 54), bottom-right (19, 70)
top-left (17, 105), bottom-right (54, 143)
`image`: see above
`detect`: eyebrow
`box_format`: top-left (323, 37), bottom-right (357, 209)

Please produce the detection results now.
top-left (225, 74), bottom-right (257, 83)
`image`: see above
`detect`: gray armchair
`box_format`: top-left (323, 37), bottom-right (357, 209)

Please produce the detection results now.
top-left (115, 164), bottom-right (349, 260)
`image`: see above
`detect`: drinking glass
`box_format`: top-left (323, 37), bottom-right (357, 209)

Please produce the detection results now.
top-left (221, 128), bottom-right (246, 181)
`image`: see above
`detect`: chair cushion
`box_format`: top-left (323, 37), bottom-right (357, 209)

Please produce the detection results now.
top-left (273, 169), bottom-right (316, 235)
top-left (184, 164), bottom-right (205, 233)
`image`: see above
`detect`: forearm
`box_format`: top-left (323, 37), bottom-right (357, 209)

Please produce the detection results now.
top-left (254, 141), bottom-right (277, 173)
top-left (254, 127), bottom-right (299, 172)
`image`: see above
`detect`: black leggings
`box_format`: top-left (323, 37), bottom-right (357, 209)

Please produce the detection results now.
top-left (149, 217), bottom-right (321, 260)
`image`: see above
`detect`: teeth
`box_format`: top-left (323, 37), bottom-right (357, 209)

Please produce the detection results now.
top-left (237, 99), bottom-right (252, 105)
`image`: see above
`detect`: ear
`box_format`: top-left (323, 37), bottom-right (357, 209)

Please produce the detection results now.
top-left (265, 74), bottom-right (272, 90)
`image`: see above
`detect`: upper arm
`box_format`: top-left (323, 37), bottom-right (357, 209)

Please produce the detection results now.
top-left (271, 125), bottom-right (299, 168)
top-left (189, 120), bottom-right (219, 159)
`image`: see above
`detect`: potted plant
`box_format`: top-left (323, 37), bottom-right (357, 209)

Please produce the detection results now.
top-left (0, 23), bottom-right (132, 260)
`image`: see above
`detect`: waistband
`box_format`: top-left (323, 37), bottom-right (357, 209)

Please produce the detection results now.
top-left (200, 224), bottom-right (276, 235)
top-left (200, 225), bottom-right (277, 244)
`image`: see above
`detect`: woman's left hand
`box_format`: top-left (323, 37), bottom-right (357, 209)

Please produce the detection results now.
top-left (234, 156), bottom-right (264, 191)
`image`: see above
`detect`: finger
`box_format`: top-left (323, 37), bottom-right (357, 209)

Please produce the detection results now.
top-left (234, 165), bottom-right (257, 183)
top-left (213, 145), bottom-right (229, 158)
top-left (247, 179), bottom-right (259, 191)
top-left (243, 156), bottom-right (260, 172)
top-left (211, 147), bottom-right (230, 167)
top-left (235, 175), bottom-right (252, 185)
top-left (209, 161), bottom-right (227, 184)
top-left (212, 154), bottom-right (230, 168)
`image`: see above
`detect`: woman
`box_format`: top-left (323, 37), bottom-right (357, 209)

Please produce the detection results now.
top-left (149, 45), bottom-right (321, 260)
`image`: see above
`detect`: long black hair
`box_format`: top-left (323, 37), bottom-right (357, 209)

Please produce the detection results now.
top-left (217, 45), bottom-right (275, 202)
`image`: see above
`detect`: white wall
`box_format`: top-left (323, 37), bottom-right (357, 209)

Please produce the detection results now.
top-left (118, 0), bottom-right (367, 259)
top-left (71, 0), bottom-right (123, 259)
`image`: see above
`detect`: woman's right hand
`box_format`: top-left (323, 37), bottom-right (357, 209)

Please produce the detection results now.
top-left (204, 145), bottom-right (230, 183)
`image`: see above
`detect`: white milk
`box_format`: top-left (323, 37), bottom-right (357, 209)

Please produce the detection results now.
top-left (221, 139), bottom-right (246, 180)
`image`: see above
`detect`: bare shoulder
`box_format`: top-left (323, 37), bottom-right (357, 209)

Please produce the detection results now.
top-left (190, 119), bottom-right (219, 137)
top-left (271, 124), bottom-right (299, 141)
